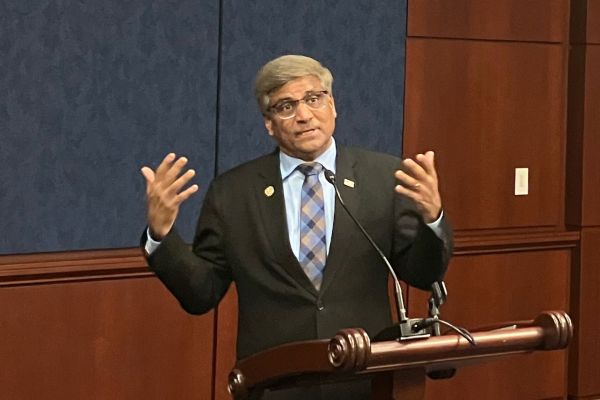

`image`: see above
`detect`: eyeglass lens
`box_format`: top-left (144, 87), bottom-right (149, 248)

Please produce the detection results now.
top-left (272, 91), bottom-right (328, 119)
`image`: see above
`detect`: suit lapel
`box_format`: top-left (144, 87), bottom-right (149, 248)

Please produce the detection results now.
top-left (319, 147), bottom-right (360, 294)
top-left (255, 151), bottom-right (319, 297)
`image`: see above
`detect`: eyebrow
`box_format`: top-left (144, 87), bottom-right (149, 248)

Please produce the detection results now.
top-left (272, 96), bottom-right (294, 104)
top-left (272, 91), bottom-right (324, 104)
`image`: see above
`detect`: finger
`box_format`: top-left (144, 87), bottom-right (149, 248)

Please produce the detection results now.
top-left (426, 151), bottom-right (439, 181)
top-left (401, 158), bottom-right (428, 182)
top-left (394, 184), bottom-right (422, 202)
top-left (155, 153), bottom-right (177, 178)
top-left (163, 156), bottom-right (189, 184)
top-left (140, 166), bottom-right (155, 184)
top-left (156, 156), bottom-right (188, 187)
top-left (394, 169), bottom-right (421, 189)
top-left (415, 151), bottom-right (437, 178)
top-left (170, 169), bottom-right (196, 194)
top-left (174, 184), bottom-right (199, 205)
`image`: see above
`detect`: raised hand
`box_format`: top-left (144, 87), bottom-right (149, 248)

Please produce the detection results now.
top-left (141, 153), bottom-right (199, 239)
top-left (394, 151), bottom-right (442, 223)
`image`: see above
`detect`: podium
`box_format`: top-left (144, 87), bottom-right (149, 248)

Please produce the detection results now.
top-left (228, 310), bottom-right (572, 400)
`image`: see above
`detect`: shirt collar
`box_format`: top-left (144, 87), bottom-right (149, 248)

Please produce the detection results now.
top-left (280, 137), bottom-right (337, 180)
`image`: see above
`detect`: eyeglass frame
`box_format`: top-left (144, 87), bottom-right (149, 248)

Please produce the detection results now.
top-left (268, 90), bottom-right (330, 120)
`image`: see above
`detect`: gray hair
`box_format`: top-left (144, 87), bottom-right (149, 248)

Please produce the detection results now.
top-left (254, 55), bottom-right (334, 115)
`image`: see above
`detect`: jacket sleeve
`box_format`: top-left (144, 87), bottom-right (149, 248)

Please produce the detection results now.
top-left (142, 181), bottom-right (233, 315)
top-left (390, 193), bottom-right (454, 291)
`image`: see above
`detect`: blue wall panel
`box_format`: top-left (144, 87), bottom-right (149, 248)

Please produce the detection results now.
top-left (0, 0), bottom-right (219, 254)
top-left (217, 0), bottom-right (407, 173)
top-left (0, 0), bottom-right (406, 254)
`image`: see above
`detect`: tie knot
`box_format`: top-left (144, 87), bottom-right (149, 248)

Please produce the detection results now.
top-left (297, 162), bottom-right (323, 176)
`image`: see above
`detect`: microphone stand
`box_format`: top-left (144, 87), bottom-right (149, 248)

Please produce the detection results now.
top-left (425, 281), bottom-right (457, 379)
top-left (323, 168), bottom-right (475, 347)
top-left (323, 169), bottom-right (429, 341)
top-left (429, 281), bottom-right (446, 336)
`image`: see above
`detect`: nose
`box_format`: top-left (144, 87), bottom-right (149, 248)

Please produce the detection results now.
top-left (294, 101), bottom-right (313, 121)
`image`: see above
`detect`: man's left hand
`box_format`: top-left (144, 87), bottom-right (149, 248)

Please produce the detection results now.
top-left (394, 150), bottom-right (442, 223)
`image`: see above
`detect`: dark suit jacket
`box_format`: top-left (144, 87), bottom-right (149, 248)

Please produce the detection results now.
top-left (145, 145), bottom-right (453, 400)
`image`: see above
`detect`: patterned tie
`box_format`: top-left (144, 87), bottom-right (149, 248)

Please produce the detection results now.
top-left (297, 162), bottom-right (327, 290)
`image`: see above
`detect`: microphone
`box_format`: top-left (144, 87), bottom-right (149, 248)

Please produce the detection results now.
top-left (411, 281), bottom-right (476, 346)
top-left (323, 169), bottom-right (429, 340)
top-left (429, 281), bottom-right (447, 336)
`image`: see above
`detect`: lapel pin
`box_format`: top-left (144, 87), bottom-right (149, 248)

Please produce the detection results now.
top-left (343, 179), bottom-right (355, 188)
top-left (264, 185), bottom-right (275, 197)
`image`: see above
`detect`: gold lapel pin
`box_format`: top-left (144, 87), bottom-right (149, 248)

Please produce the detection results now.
top-left (264, 185), bottom-right (275, 197)
top-left (343, 179), bottom-right (355, 188)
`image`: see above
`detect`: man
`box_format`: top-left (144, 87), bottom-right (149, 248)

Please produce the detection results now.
top-left (140, 55), bottom-right (453, 400)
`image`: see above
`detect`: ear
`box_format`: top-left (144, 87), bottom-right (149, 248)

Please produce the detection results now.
top-left (329, 95), bottom-right (337, 119)
top-left (264, 117), bottom-right (274, 136)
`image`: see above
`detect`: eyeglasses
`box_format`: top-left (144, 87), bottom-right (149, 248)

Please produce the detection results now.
top-left (269, 91), bottom-right (329, 120)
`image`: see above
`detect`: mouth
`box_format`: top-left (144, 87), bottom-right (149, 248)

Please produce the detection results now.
top-left (296, 128), bottom-right (318, 136)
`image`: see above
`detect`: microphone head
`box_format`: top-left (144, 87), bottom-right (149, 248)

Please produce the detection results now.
top-left (323, 169), bottom-right (336, 185)
top-left (431, 281), bottom-right (447, 306)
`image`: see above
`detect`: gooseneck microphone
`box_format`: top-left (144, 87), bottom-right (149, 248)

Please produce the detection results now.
top-left (323, 169), bottom-right (427, 339)
top-left (323, 168), bottom-right (476, 345)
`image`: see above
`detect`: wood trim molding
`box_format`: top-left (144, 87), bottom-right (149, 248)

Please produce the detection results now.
top-left (454, 231), bottom-right (580, 255)
top-left (0, 230), bottom-right (581, 286)
top-left (0, 248), bottom-right (150, 287)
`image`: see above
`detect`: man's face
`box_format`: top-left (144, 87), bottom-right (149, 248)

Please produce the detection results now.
top-left (264, 75), bottom-right (337, 161)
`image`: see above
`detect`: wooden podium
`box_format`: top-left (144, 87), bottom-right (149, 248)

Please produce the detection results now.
top-left (227, 310), bottom-right (572, 400)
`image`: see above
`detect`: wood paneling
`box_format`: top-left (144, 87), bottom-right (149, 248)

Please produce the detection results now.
top-left (566, 2), bottom-right (600, 395)
top-left (569, 228), bottom-right (600, 397)
top-left (404, 39), bottom-right (566, 231)
top-left (0, 276), bottom-right (215, 400)
top-left (0, 249), bottom-right (215, 399)
top-left (588, 0), bottom-right (600, 43)
top-left (408, 249), bottom-right (570, 400)
top-left (582, 46), bottom-right (600, 226)
top-left (408, 0), bottom-right (568, 42)
top-left (566, 42), bottom-right (600, 228)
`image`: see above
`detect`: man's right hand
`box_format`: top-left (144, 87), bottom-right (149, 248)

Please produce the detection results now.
top-left (141, 153), bottom-right (199, 240)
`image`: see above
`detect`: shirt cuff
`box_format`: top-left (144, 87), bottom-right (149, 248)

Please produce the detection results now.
top-left (144, 228), bottom-right (162, 255)
top-left (426, 210), bottom-right (444, 239)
